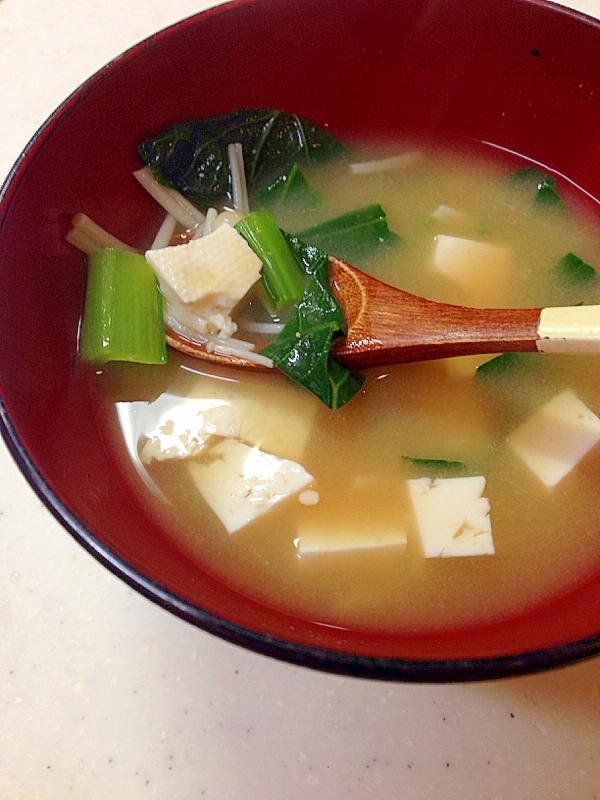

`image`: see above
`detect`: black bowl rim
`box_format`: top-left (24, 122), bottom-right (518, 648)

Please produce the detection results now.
top-left (2, 0), bottom-right (600, 683)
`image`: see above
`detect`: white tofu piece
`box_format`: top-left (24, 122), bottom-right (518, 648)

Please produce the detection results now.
top-left (188, 439), bottom-right (314, 534)
top-left (137, 372), bottom-right (319, 465)
top-left (139, 397), bottom-right (243, 463)
top-left (507, 390), bottom-right (600, 488)
top-left (298, 489), bottom-right (320, 506)
top-left (407, 476), bottom-right (494, 557)
top-left (145, 222), bottom-right (262, 305)
top-left (295, 526), bottom-right (407, 557)
top-left (185, 375), bottom-right (319, 462)
top-left (294, 473), bottom-right (408, 556)
top-left (432, 234), bottom-right (512, 306)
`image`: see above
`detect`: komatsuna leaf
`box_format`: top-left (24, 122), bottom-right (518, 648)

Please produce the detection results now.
top-left (402, 457), bottom-right (468, 473)
top-left (137, 108), bottom-right (346, 208)
top-left (283, 231), bottom-right (330, 277)
top-left (298, 203), bottom-right (401, 265)
top-left (476, 352), bottom-right (548, 385)
top-left (507, 166), bottom-right (566, 211)
top-left (260, 235), bottom-right (363, 409)
top-left (257, 163), bottom-right (321, 210)
top-left (555, 252), bottom-right (597, 284)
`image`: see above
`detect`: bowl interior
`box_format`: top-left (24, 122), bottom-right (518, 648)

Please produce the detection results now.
top-left (2, 0), bottom-right (600, 680)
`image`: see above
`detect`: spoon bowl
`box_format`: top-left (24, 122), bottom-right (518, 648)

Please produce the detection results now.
top-left (166, 255), bottom-right (600, 370)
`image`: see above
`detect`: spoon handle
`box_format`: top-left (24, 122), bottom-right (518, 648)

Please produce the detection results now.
top-left (536, 306), bottom-right (600, 355)
top-left (329, 258), bottom-right (600, 369)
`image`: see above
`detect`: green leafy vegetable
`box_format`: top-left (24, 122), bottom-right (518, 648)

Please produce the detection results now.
top-left (283, 232), bottom-right (330, 276)
top-left (475, 352), bottom-right (526, 377)
top-left (260, 234), bottom-right (364, 409)
top-left (235, 211), bottom-right (305, 310)
top-left (298, 203), bottom-right (401, 265)
top-left (556, 252), bottom-right (597, 284)
top-left (507, 166), bottom-right (565, 211)
top-left (257, 163), bottom-right (321, 210)
top-left (403, 457), bottom-right (468, 472)
top-left (137, 109), bottom-right (345, 208)
top-left (80, 248), bottom-right (166, 365)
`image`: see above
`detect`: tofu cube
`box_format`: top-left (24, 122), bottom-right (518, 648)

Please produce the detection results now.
top-left (137, 370), bottom-right (319, 465)
top-left (507, 389), bottom-right (600, 488)
top-left (185, 374), bottom-right (319, 462)
top-left (295, 526), bottom-right (407, 557)
top-left (407, 476), bottom-right (494, 557)
top-left (145, 222), bottom-right (262, 305)
top-left (432, 235), bottom-right (512, 306)
top-left (188, 439), bottom-right (314, 533)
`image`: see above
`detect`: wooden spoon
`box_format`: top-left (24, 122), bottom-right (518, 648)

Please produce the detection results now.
top-left (166, 255), bottom-right (600, 370)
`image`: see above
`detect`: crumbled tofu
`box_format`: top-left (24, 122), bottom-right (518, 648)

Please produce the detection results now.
top-left (139, 398), bottom-right (243, 463)
top-left (432, 235), bottom-right (512, 306)
top-left (294, 526), bottom-right (407, 556)
top-left (407, 476), bottom-right (494, 557)
top-left (507, 389), bottom-right (600, 488)
top-left (298, 489), bottom-right (320, 506)
top-left (145, 222), bottom-right (262, 305)
top-left (188, 439), bottom-right (314, 533)
top-left (135, 370), bottom-right (319, 465)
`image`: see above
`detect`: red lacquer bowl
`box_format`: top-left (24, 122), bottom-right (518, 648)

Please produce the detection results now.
top-left (2, 0), bottom-right (600, 681)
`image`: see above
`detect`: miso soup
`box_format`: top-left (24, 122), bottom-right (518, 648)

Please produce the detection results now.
top-left (86, 140), bottom-right (600, 635)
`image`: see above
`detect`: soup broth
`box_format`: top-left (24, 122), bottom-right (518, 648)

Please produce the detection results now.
top-left (90, 142), bottom-right (600, 634)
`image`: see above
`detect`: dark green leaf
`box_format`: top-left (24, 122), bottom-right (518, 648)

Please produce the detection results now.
top-left (475, 352), bottom-right (525, 377)
top-left (298, 203), bottom-right (401, 265)
top-left (260, 237), bottom-right (363, 409)
top-left (257, 163), bottom-right (321, 210)
top-left (402, 457), bottom-right (468, 472)
top-left (283, 232), bottom-right (330, 277)
top-left (507, 166), bottom-right (554, 187)
top-left (535, 182), bottom-right (564, 209)
top-left (138, 109), bottom-right (345, 208)
top-left (507, 166), bottom-right (566, 211)
top-left (556, 252), bottom-right (597, 284)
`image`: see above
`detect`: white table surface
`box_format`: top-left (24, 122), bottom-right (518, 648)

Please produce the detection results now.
top-left (2, 0), bottom-right (600, 797)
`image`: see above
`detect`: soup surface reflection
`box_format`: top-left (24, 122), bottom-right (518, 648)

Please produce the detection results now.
top-left (90, 143), bottom-right (600, 634)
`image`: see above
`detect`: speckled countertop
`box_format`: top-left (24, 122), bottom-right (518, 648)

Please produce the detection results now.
top-left (2, 0), bottom-right (600, 797)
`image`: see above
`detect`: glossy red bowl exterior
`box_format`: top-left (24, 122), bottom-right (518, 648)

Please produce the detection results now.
top-left (2, 0), bottom-right (600, 681)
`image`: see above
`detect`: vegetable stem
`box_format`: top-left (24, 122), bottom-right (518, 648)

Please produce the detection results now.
top-left (235, 211), bottom-right (306, 310)
top-left (80, 248), bottom-right (167, 365)
top-left (259, 233), bottom-right (364, 409)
